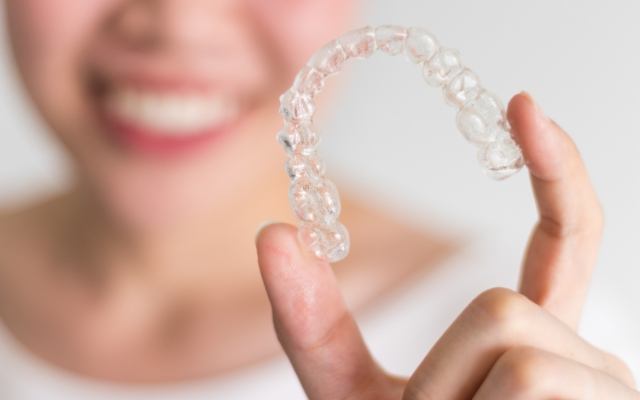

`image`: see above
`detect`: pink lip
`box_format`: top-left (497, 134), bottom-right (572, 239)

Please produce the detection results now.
top-left (92, 74), bottom-right (239, 156)
top-left (101, 111), bottom-right (236, 155)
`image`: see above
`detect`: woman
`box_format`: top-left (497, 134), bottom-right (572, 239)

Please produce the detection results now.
top-left (0, 0), bottom-right (636, 398)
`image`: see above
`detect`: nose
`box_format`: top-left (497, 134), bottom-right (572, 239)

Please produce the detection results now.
top-left (109, 0), bottom-right (238, 52)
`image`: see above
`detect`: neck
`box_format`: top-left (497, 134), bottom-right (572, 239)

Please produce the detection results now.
top-left (55, 166), bottom-right (293, 297)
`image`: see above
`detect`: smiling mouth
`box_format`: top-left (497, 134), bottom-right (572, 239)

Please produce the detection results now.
top-left (94, 76), bottom-right (241, 155)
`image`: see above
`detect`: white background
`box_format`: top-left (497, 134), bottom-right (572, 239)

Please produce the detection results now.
top-left (0, 0), bottom-right (638, 379)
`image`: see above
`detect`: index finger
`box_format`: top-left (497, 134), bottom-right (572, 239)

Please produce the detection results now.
top-left (508, 92), bottom-right (604, 329)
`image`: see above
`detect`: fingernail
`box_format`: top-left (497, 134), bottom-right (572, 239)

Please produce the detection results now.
top-left (255, 220), bottom-right (276, 241)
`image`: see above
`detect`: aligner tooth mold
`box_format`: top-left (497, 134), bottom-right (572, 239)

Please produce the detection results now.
top-left (277, 25), bottom-right (524, 263)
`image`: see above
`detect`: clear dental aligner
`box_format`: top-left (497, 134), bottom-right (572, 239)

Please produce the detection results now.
top-left (277, 25), bottom-right (524, 263)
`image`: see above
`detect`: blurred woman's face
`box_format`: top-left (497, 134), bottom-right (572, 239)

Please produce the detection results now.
top-left (6, 0), bottom-right (355, 229)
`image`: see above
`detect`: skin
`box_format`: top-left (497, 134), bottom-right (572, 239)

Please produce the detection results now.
top-left (256, 93), bottom-right (639, 399)
top-left (0, 0), bottom-right (452, 383)
top-left (0, 0), bottom-right (635, 395)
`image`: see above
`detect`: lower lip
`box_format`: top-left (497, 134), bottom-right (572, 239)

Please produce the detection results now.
top-left (99, 109), bottom-right (237, 156)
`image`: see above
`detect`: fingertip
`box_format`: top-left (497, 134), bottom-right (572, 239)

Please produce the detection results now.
top-left (507, 92), bottom-right (565, 181)
top-left (507, 91), bottom-right (544, 124)
top-left (255, 222), bottom-right (298, 255)
top-left (255, 222), bottom-right (304, 282)
top-left (254, 221), bottom-right (331, 309)
top-left (507, 91), bottom-right (551, 143)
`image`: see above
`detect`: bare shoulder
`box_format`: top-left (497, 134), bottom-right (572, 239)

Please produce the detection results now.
top-left (0, 198), bottom-right (48, 245)
top-left (0, 203), bottom-right (28, 264)
top-left (0, 196), bottom-right (62, 282)
top-left (0, 195), bottom-right (69, 324)
top-left (0, 202), bottom-right (35, 316)
top-left (336, 192), bottom-right (461, 309)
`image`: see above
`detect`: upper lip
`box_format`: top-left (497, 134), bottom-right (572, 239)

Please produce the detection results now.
top-left (102, 70), bottom-right (220, 93)
top-left (85, 38), bottom-right (242, 95)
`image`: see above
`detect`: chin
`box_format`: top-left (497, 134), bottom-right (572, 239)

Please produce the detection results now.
top-left (94, 171), bottom-right (216, 233)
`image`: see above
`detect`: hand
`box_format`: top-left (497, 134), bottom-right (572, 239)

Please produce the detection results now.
top-left (255, 92), bottom-right (638, 399)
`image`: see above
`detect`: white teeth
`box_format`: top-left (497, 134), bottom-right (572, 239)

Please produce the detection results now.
top-left (106, 87), bottom-right (238, 136)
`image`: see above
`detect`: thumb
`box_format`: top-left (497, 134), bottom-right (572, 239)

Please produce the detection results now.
top-left (255, 223), bottom-right (392, 399)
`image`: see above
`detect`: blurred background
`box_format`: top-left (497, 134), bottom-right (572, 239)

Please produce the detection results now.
top-left (1, 0), bottom-right (638, 379)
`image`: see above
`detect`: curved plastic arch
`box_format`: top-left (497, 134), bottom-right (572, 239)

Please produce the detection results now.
top-left (277, 25), bottom-right (524, 263)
